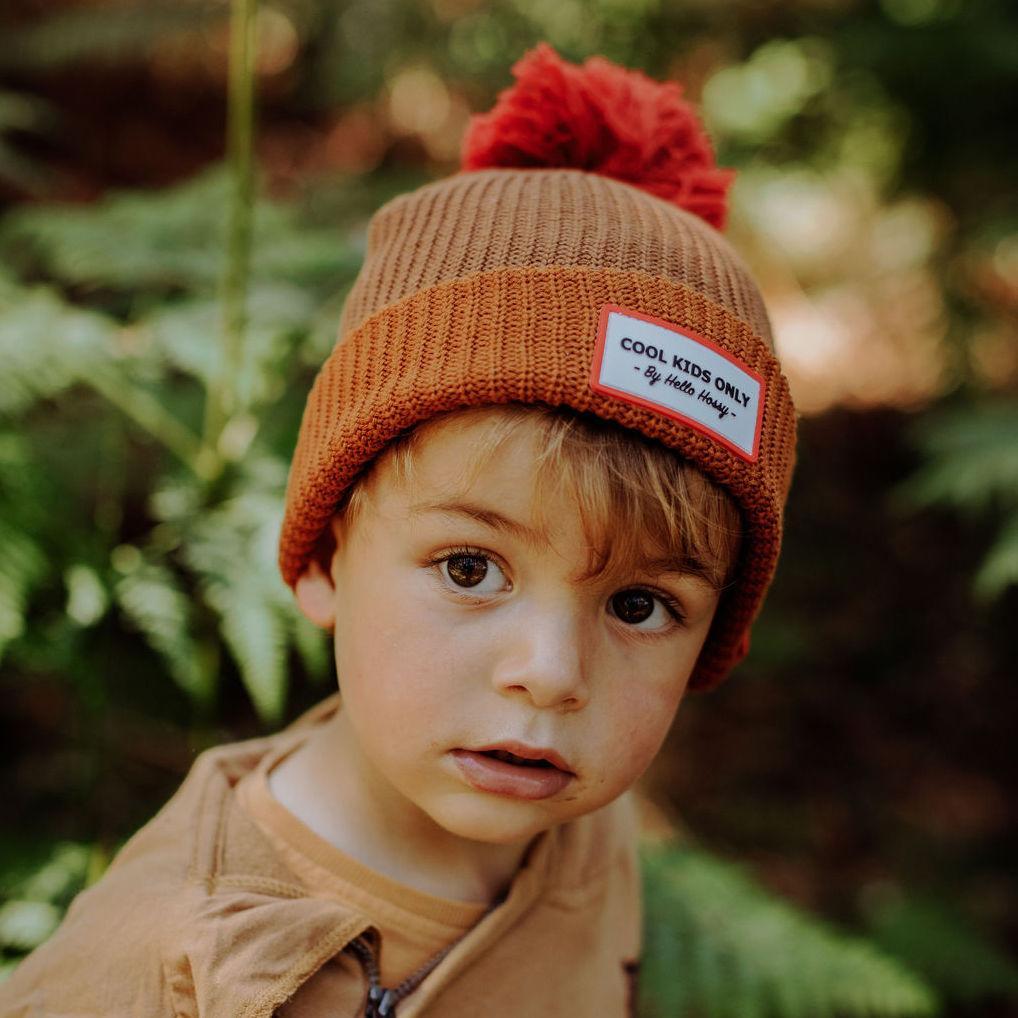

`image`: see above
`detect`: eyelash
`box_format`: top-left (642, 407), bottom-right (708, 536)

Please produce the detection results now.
top-left (427, 547), bottom-right (687, 628)
top-left (641, 589), bottom-right (686, 626)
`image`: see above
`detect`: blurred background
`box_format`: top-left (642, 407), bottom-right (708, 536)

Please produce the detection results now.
top-left (0, 0), bottom-right (1015, 1014)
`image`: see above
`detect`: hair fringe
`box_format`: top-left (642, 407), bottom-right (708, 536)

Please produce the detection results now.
top-left (316, 405), bottom-right (741, 589)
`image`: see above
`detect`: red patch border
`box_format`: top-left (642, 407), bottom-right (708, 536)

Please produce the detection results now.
top-left (589, 303), bottom-right (766, 463)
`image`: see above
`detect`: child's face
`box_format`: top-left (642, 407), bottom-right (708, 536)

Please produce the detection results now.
top-left (296, 411), bottom-right (721, 848)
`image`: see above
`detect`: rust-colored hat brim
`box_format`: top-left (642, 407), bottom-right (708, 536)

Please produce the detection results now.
top-left (280, 264), bottom-right (795, 691)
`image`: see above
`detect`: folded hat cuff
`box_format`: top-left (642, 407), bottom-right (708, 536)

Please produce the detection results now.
top-left (280, 264), bottom-right (796, 691)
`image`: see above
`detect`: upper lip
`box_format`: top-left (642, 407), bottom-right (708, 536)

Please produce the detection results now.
top-left (467, 741), bottom-right (575, 774)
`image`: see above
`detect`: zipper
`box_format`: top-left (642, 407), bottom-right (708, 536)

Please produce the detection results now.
top-left (346, 894), bottom-right (505, 1016)
top-left (348, 932), bottom-right (453, 1018)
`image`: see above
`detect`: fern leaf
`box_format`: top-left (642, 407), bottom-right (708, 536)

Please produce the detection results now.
top-left (181, 478), bottom-right (296, 724)
top-left (2, 166), bottom-right (360, 296)
top-left (974, 514), bottom-right (1018, 600)
top-left (112, 553), bottom-right (215, 709)
top-left (900, 402), bottom-right (1018, 514)
top-left (10, 843), bottom-right (90, 906)
top-left (0, 284), bottom-right (114, 415)
top-left (640, 844), bottom-right (938, 1018)
top-left (210, 581), bottom-right (288, 725)
top-left (0, 520), bottom-right (47, 661)
top-left (63, 563), bottom-right (110, 628)
top-left (0, 841), bottom-right (92, 963)
top-left (1, 170), bottom-right (229, 291)
top-left (867, 895), bottom-right (1018, 1005)
top-left (0, 900), bottom-right (61, 952)
top-left (142, 283), bottom-right (316, 407)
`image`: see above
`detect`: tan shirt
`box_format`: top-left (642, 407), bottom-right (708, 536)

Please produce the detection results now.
top-left (236, 740), bottom-right (489, 988)
top-left (0, 696), bottom-right (642, 1017)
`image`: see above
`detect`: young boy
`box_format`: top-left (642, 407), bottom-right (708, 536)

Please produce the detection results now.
top-left (1, 44), bottom-right (795, 1017)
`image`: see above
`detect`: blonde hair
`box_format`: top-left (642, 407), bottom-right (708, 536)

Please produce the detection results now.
top-left (315, 405), bottom-right (741, 591)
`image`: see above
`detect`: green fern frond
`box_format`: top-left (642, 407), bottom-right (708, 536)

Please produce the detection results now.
top-left (3, 843), bottom-right (90, 907)
top-left (0, 284), bottom-right (115, 415)
top-left (639, 844), bottom-right (939, 1018)
top-left (899, 403), bottom-right (1018, 515)
top-left (2, 167), bottom-right (360, 297)
top-left (63, 564), bottom-right (110, 629)
top-left (897, 401), bottom-right (1018, 600)
top-left (0, 278), bottom-right (205, 468)
top-left (0, 841), bottom-right (92, 963)
top-left (0, 520), bottom-right (46, 661)
top-left (181, 471), bottom-right (300, 723)
top-left (0, 432), bottom-right (61, 661)
top-left (142, 283), bottom-right (316, 407)
top-left (974, 514), bottom-right (1018, 601)
top-left (2, 171), bottom-right (229, 293)
top-left (0, 901), bottom-right (62, 953)
top-left (866, 895), bottom-right (1018, 1005)
top-left (206, 579), bottom-right (289, 725)
top-left (111, 551), bottom-right (215, 709)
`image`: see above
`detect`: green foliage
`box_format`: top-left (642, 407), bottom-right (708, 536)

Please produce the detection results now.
top-left (0, 2), bottom-right (223, 72)
top-left (1, 2), bottom-right (1014, 1007)
top-left (0, 840), bottom-right (96, 979)
top-left (1, 168), bottom-right (360, 300)
top-left (0, 518), bottom-right (46, 661)
top-left (639, 845), bottom-right (938, 1018)
top-left (175, 462), bottom-right (322, 723)
top-left (898, 402), bottom-right (1018, 600)
top-left (0, 165), bottom-right (351, 723)
top-left (0, 278), bottom-right (116, 416)
top-left (866, 895), bottom-right (1018, 1006)
top-left (112, 551), bottom-right (216, 710)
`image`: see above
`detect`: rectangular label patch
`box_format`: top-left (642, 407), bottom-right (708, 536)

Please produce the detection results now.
top-left (589, 305), bottom-right (765, 461)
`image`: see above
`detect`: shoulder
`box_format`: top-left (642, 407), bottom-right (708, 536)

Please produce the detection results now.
top-left (0, 723), bottom-right (322, 1017)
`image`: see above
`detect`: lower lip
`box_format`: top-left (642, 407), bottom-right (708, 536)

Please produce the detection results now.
top-left (451, 750), bottom-right (573, 800)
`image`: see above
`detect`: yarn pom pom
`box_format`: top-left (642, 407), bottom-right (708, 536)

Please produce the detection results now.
top-left (461, 43), bottom-right (732, 230)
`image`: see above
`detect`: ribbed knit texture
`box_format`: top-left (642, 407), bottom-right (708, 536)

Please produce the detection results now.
top-left (280, 168), bottom-right (797, 690)
top-left (339, 170), bottom-right (771, 343)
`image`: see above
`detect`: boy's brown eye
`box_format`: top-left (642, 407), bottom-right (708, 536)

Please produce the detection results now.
top-left (610, 589), bottom-right (654, 624)
top-left (445, 554), bottom-right (489, 588)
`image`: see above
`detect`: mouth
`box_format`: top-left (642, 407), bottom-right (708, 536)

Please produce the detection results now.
top-left (450, 742), bottom-right (575, 800)
top-left (471, 742), bottom-right (574, 774)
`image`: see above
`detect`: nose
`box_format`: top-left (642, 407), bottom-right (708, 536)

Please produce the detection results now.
top-left (491, 607), bottom-right (589, 711)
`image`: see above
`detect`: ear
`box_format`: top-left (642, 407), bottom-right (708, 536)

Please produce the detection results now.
top-left (294, 556), bottom-right (337, 630)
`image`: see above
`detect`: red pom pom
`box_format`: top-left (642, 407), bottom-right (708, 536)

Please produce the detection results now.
top-left (461, 43), bottom-right (732, 230)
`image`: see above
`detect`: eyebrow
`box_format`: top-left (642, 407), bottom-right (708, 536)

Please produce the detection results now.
top-left (642, 555), bottom-right (716, 588)
top-left (411, 500), bottom-right (545, 545)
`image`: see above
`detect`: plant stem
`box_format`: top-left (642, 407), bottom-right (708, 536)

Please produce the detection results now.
top-left (83, 363), bottom-right (207, 473)
top-left (203, 0), bottom-right (257, 475)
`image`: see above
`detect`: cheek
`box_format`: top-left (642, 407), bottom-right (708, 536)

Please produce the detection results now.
top-left (331, 575), bottom-right (485, 735)
top-left (595, 680), bottom-right (683, 790)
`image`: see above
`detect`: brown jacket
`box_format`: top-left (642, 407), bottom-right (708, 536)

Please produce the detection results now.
top-left (1, 698), bottom-right (642, 1017)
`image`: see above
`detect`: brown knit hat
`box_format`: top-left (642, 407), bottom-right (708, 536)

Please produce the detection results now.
top-left (279, 45), bottom-right (797, 691)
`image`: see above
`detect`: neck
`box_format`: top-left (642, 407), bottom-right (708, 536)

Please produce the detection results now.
top-left (268, 711), bottom-right (533, 904)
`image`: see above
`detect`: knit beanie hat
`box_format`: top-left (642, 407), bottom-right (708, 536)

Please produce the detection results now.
top-left (279, 44), bottom-right (797, 691)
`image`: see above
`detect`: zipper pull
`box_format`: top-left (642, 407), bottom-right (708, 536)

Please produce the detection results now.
top-left (365, 985), bottom-right (397, 1017)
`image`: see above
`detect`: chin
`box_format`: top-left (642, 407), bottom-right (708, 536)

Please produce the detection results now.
top-left (428, 796), bottom-right (562, 846)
